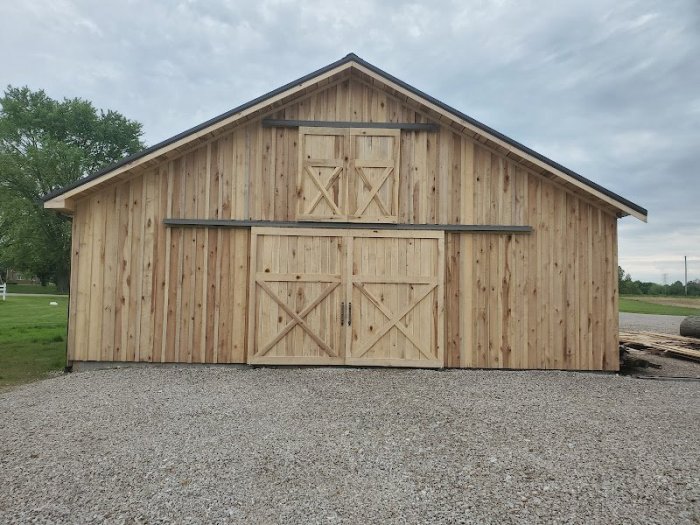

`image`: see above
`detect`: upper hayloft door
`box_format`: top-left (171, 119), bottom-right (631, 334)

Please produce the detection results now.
top-left (297, 127), bottom-right (400, 223)
top-left (347, 129), bottom-right (400, 222)
top-left (297, 128), bottom-right (347, 221)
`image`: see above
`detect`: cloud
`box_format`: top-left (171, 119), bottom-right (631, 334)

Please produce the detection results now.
top-left (1, 0), bottom-right (697, 282)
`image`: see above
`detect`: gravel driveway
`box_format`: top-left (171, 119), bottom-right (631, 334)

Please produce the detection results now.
top-left (619, 312), bottom-right (686, 334)
top-left (1, 367), bottom-right (699, 524)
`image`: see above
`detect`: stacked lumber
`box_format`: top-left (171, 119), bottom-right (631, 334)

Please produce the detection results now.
top-left (619, 331), bottom-right (700, 362)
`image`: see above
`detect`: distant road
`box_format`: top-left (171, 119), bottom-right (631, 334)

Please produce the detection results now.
top-left (619, 312), bottom-right (685, 335)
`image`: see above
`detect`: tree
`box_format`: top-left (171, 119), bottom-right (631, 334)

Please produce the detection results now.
top-left (0, 86), bottom-right (144, 292)
top-left (668, 280), bottom-right (685, 296)
top-left (646, 283), bottom-right (665, 295)
top-left (688, 279), bottom-right (700, 296)
top-left (619, 275), bottom-right (641, 295)
top-left (618, 265), bottom-right (626, 284)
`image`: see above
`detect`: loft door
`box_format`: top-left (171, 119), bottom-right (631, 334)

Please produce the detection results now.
top-left (297, 128), bottom-right (400, 223)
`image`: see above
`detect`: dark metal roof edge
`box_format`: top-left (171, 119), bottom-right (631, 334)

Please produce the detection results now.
top-left (44, 52), bottom-right (647, 218)
top-left (346, 54), bottom-right (647, 217)
top-left (42, 54), bottom-right (357, 202)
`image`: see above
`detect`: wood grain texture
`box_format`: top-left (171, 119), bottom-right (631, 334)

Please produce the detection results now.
top-left (66, 76), bottom-right (620, 370)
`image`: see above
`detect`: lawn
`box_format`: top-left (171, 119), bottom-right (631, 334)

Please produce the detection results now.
top-left (619, 295), bottom-right (700, 316)
top-left (0, 296), bottom-right (68, 389)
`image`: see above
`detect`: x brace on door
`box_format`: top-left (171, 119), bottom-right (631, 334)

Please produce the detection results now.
top-left (354, 165), bottom-right (393, 216)
top-left (351, 281), bottom-right (437, 360)
top-left (256, 280), bottom-right (340, 357)
top-left (304, 165), bottom-right (343, 216)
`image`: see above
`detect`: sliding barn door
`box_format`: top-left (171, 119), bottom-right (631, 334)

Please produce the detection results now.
top-left (248, 228), bottom-right (444, 368)
top-left (248, 228), bottom-right (346, 365)
top-left (346, 231), bottom-right (444, 367)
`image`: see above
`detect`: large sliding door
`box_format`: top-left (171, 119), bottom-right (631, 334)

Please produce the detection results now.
top-left (248, 228), bottom-right (444, 368)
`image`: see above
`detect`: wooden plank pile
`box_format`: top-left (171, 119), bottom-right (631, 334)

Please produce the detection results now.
top-left (620, 331), bottom-right (700, 362)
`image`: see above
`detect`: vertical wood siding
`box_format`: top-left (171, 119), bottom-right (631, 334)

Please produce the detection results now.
top-left (67, 77), bottom-right (619, 370)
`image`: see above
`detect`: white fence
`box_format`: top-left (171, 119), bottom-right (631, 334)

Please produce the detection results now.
top-left (0, 283), bottom-right (6, 301)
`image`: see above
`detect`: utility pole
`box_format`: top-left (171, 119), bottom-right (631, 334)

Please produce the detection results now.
top-left (685, 256), bottom-right (688, 296)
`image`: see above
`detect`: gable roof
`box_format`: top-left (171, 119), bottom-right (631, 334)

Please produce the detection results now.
top-left (44, 53), bottom-right (647, 221)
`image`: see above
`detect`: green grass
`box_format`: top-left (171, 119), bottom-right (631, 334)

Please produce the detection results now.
top-left (6, 283), bottom-right (65, 295)
top-left (619, 296), bottom-right (700, 316)
top-left (0, 296), bottom-right (68, 389)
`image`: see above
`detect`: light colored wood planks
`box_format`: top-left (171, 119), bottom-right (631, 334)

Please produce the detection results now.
top-left (620, 331), bottom-right (700, 362)
top-left (347, 233), bottom-right (443, 367)
top-left (249, 228), bottom-right (344, 364)
top-left (63, 75), bottom-right (622, 372)
top-left (139, 170), bottom-right (158, 362)
top-left (247, 228), bottom-right (442, 367)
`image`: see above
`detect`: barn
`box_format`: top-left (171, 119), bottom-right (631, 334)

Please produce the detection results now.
top-left (44, 53), bottom-right (647, 371)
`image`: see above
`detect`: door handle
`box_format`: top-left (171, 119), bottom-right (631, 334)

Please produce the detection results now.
top-left (347, 302), bottom-right (352, 326)
top-left (340, 302), bottom-right (345, 326)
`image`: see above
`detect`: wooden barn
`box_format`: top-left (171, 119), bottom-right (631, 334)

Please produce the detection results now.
top-left (44, 54), bottom-right (647, 371)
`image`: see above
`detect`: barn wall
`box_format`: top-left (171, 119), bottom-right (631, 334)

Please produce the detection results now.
top-left (445, 198), bottom-right (619, 370)
top-left (67, 77), bottom-right (619, 369)
top-left (69, 174), bottom-right (249, 364)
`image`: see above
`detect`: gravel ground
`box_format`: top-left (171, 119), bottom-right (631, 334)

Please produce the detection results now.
top-left (1, 367), bottom-right (699, 524)
top-left (619, 312), bottom-right (687, 334)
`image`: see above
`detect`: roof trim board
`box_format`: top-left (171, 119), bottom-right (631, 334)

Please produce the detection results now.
top-left (43, 53), bottom-right (647, 221)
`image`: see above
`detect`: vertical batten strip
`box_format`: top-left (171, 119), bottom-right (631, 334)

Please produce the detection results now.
top-left (100, 187), bottom-right (118, 361)
top-left (87, 191), bottom-right (105, 361)
top-left (74, 198), bottom-right (93, 361)
top-left (139, 172), bottom-right (157, 362)
top-left (157, 164), bottom-right (173, 363)
top-left (66, 201), bottom-right (81, 361)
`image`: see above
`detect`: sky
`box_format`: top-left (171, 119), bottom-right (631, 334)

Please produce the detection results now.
top-left (1, 0), bottom-right (698, 283)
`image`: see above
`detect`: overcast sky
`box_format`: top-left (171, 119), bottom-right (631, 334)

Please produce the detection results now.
top-left (1, 0), bottom-right (698, 283)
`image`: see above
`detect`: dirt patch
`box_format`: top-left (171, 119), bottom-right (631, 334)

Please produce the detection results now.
top-left (621, 348), bottom-right (700, 378)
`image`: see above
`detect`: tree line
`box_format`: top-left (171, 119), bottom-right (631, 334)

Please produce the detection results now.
top-left (618, 266), bottom-right (699, 296)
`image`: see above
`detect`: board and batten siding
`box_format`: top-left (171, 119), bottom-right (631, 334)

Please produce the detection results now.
top-left (67, 77), bottom-right (619, 369)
